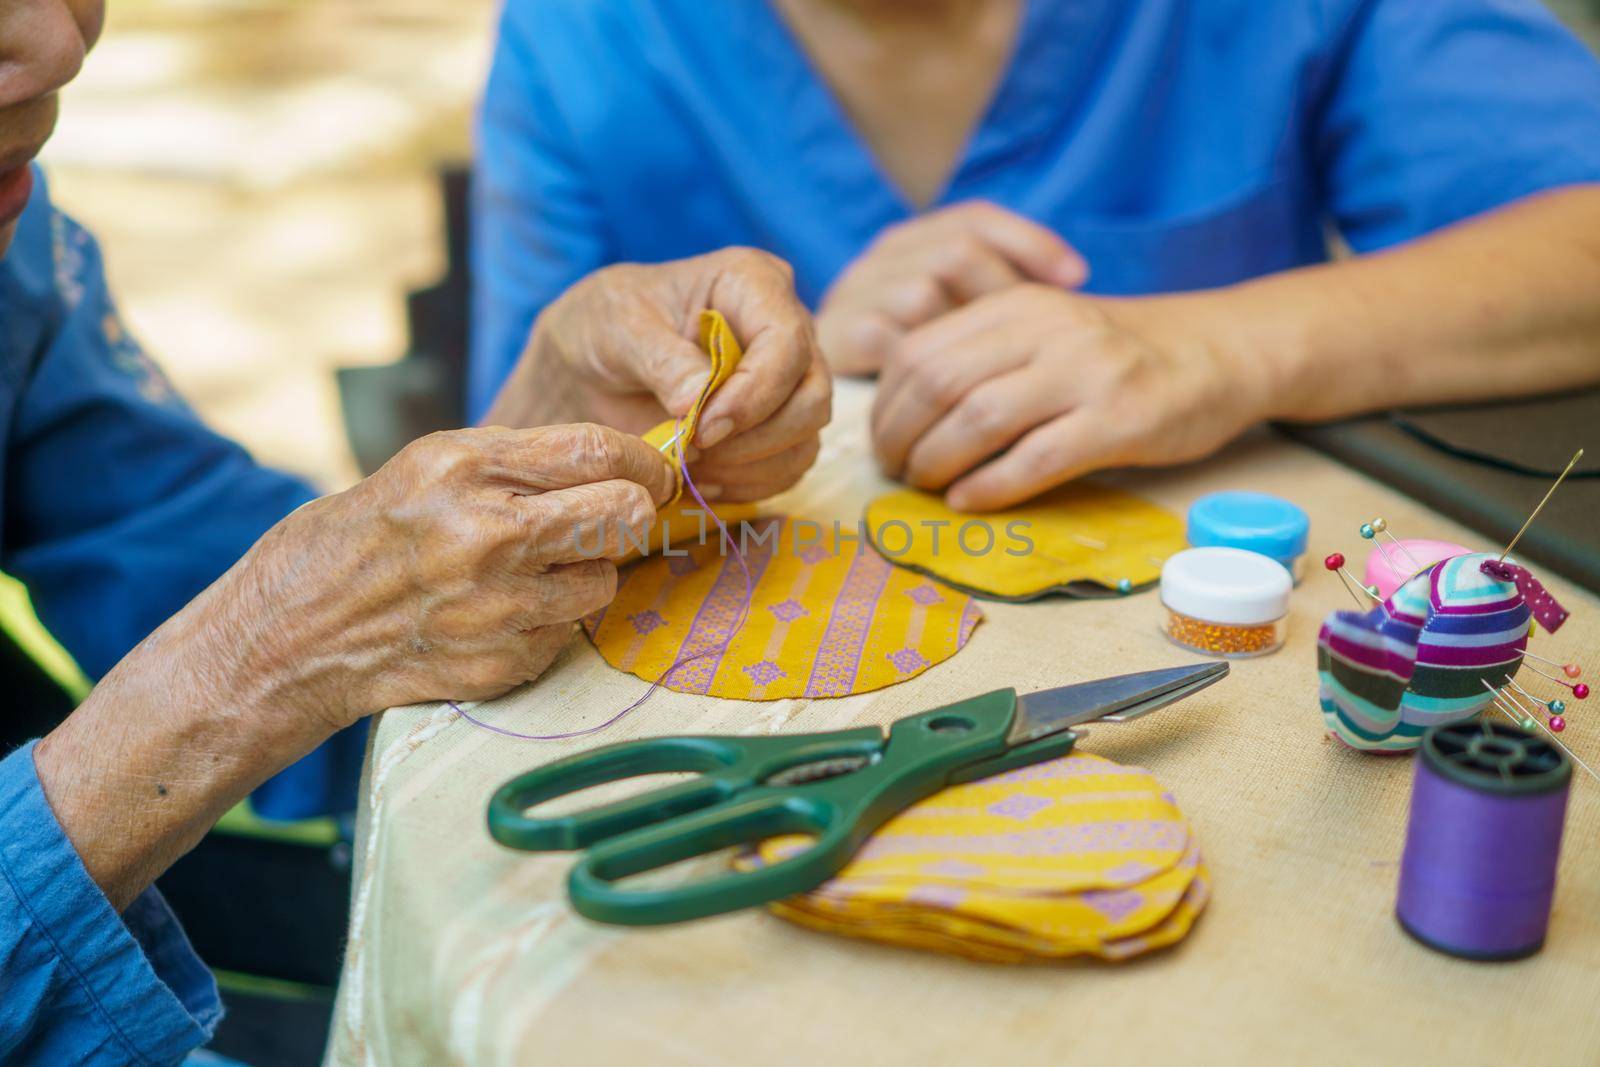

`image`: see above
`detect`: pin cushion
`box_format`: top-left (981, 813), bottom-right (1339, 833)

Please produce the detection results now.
top-left (1160, 547), bottom-right (1292, 658)
top-left (1362, 537), bottom-right (1469, 599)
top-left (1186, 491), bottom-right (1310, 583)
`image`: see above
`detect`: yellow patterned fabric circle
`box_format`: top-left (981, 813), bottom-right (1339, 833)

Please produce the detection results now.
top-left (863, 483), bottom-right (1187, 601)
top-left (582, 517), bottom-right (982, 700)
top-left (739, 753), bottom-right (1209, 962)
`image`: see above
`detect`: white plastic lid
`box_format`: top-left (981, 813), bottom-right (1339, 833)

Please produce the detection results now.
top-left (1160, 546), bottom-right (1292, 625)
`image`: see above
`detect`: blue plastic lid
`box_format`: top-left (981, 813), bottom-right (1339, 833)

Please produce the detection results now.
top-left (1187, 491), bottom-right (1309, 562)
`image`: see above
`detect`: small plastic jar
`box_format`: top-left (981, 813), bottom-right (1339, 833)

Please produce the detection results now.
top-left (1186, 491), bottom-right (1310, 583)
top-left (1160, 547), bottom-right (1292, 658)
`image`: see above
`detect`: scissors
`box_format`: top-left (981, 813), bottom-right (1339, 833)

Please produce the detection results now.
top-left (487, 661), bottom-right (1227, 926)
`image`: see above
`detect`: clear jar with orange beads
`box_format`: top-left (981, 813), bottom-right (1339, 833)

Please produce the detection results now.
top-left (1160, 547), bottom-right (1291, 658)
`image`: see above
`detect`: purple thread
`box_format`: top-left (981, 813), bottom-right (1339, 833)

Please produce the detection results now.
top-left (1397, 750), bottom-right (1569, 958)
top-left (451, 439), bottom-right (755, 741)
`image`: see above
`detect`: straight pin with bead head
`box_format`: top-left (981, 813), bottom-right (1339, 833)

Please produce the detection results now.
top-left (1488, 698), bottom-right (1545, 760)
top-left (1521, 648), bottom-right (1583, 680)
top-left (1521, 661), bottom-right (1591, 700)
top-left (1487, 680), bottom-right (1600, 784)
top-left (1323, 552), bottom-right (1385, 611)
top-left (1489, 693), bottom-right (1537, 733)
top-left (1367, 517), bottom-right (1425, 573)
top-left (1506, 675), bottom-right (1568, 732)
top-left (1037, 539), bottom-right (1138, 596)
top-left (1358, 521), bottom-right (1403, 579)
top-left (1323, 552), bottom-right (1366, 609)
top-left (1048, 536), bottom-right (1155, 596)
top-left (1490, 685), bottom-right (1542, 734)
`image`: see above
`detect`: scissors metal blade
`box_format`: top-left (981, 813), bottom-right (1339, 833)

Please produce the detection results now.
top-left (1008, 662), bottom-right (1229, 746)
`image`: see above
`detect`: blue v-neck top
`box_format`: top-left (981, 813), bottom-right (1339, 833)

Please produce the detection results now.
top-left (469, 0), bottom-right (1600, 419)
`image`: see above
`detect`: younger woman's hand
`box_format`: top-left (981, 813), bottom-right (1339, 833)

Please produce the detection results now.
top-left (870, 285), bottom-right (1268, 510)
top-left (817, 200), bottom-right (1085, 376)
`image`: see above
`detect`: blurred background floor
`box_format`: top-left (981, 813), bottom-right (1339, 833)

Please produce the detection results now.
top-left (39, 0), bottom-right (496, 492)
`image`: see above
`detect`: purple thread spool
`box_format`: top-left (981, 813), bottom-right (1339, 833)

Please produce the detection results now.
top-left (1397, 720), bottom-right (1571, 960)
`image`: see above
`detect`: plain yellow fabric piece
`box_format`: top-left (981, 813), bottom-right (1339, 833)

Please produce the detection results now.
top-left (624, 309), bottom-right (760, 561)
top-left (641, 308), bottom-right (742, 507)
top-left (738, 752), bottom-right (1209, 962)
top-left (863, 483), bottom-right (1187, 600)
top-left (583, 518), bottom-right (982, 700)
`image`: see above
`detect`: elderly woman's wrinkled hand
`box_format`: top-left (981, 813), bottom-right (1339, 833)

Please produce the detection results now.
top-left (198, 423), bottom-right (677, 731)
top-left (487, 247), bottom-right (832, 503)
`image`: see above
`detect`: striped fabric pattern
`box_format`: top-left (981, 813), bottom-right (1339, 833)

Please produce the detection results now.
top-left (1319, 552), bottom-right (1528, 751)
top-left (583, 517), bottom-right (982, 700)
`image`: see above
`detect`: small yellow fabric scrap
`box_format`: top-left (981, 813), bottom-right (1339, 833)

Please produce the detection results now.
top-left (642, 309), bottom-right (743, 507)
top-left (863, 483), bottom-right (1187, 601)
top-left (736, 752), bottom-right (1209, 962)
top-left (626, 309), bottom-right (759, 561)
top-left (583, 518), bottom-right (982, 700)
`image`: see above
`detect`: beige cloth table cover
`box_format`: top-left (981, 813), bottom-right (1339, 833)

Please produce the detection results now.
top-left (327, 381), bottom-right (1600, 1066)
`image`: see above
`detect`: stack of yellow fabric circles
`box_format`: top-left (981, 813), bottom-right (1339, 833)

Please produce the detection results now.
top-left (737, 753), bottom-right (1209, 963)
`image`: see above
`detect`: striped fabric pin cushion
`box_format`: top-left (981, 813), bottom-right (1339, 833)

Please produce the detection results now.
top-left (1317, 551), bottom-right (1566, 752)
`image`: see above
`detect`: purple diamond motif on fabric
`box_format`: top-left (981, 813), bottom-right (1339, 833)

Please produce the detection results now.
top-left (666, 554), bottom-right (700, 576)
top-left (922, 858), bottom-right (986, 878)
top-left (628, 610), bottom-right (665, 635)
top-left (905, 885), bottom-right (967, 909)
top-left (1104, 861), bottom-right (1156, 884)
top-left (743, 660), bottom-right (787, 686)
top-left (767, 598), bottom-right (808, 623)
top-left (906, 583), bottom-right (944, 606)
top-left (887, 647), bottom-right (930, 674)
top-left (1080, 889), bottom-right (1145, 922)
top-left (987, 794), bottom-right (1052, 821)
top-left (798, 544), bottom-right (832, 565)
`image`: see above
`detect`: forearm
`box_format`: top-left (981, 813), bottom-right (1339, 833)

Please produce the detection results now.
top-left (1148, 184), bottom-right (1600, 423)
top-left (23, 418), bottom-right (687, 917)
top-left (32, 566), bottom-right (334, 912)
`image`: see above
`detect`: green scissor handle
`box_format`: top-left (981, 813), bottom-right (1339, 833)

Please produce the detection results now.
top-left (487, 688), bottom-right (1078, 926)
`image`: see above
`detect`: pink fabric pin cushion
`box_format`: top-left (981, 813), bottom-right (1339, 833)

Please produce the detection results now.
top-left (1363, 538), bottom-right (1472, 599)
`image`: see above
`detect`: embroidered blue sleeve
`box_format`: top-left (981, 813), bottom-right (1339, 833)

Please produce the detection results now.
top-left (1, 176), bottom-right (366, 824)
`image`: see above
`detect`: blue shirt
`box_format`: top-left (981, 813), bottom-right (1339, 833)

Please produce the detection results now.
top-left (470, 0), bottom-right (1600, 418)
top-left (0, 172), bottom-right (359, 1063)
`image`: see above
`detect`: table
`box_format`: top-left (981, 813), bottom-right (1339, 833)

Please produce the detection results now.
top-left (327, 380), bottom-right (1600, 1066)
